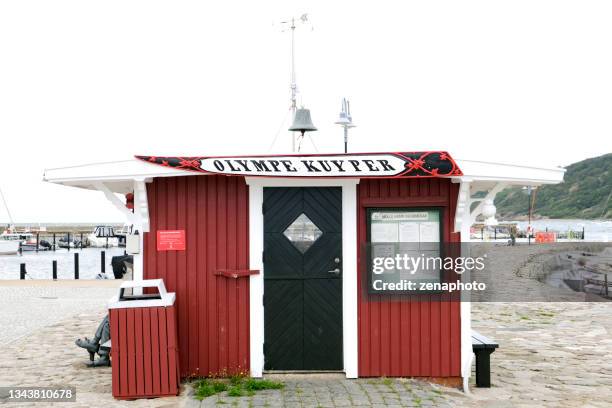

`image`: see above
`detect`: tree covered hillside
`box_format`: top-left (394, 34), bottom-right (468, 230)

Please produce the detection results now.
top-left (495, 153), bottom-right (612, 219)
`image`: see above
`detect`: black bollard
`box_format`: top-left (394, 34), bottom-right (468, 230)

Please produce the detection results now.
top-left (101, 250), bottom-right (106, 274)
top-left (20, 263), bottom-right (26, 280)
top-left (52, 260), bottom-right (57, 280)
top-left (53, 233), bottom-right (56, 251)
top-left (80, 233), bottom-right (83, 249)
top-left (67, 233), bottom-right (71, 251)
top-left (74, 253), bottom-right (79, 279)
top-left (36, 233), bottom-right (40, 253)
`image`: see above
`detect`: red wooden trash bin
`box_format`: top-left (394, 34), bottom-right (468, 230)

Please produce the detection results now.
top-left (108, 279), bottom-right (179, 400)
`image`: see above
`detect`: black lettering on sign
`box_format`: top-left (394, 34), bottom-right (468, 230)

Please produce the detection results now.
top-left (251, 160), bottom-right (271, 172)
top-left (363, 160), bottom-right (379, 171)
top-left (280, 160), bottom-right (297, 172)
top-left (213, 160), bottom-right (225, 171)
top-left (235, 160), bottom-right (251, 171)
top-left (331, 160), bottom-right (345, 172)
top-left (319, 160), bottom-right (332, 171)
top-left (269, 160), bottom-right (281, 172)
top-left (378, 160), bottom-right (395, 171)
top-left (349, 160), bottom-right (362, 171)
top-left (302, 160), bottom-right (321, 172)
top-left (224, 160), bottom-right (240, 172)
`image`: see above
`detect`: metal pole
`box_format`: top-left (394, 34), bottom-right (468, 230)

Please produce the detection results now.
top-left (36, 233), bottom-right (39, 253)
top-left (53, 233), bottom-right (56, 251)
top-left (67, 232), bottom-right (71, 251)
top-left (344, 126), bottom-right (348, 153)
top-left (290, 17), bottom-right (296, 152)
top-left (74, 253), bottom-right (79, 279)
top-left (52, 260), bottom-right (57, 280)
top-left (20, 263), bottom-right (26, 280)
top-left (528, 189), bottom-right (532, 245)
top-left (80, 233), bottom-right (83, 249)
top-left (101, 250), bottom-right (106, 274)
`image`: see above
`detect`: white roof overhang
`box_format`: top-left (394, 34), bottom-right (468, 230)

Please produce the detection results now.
top-left (43, 159), bottom-right (194, 194)
top-left (43, 157), bottom-right (565, 194)
top-left (453, 158), bottom-right (565, 187)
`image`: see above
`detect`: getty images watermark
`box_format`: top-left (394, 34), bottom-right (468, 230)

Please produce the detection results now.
top-left (363, 242), bottom-right (612, 302)
top-left (370, 251), bottom-right (487, 293)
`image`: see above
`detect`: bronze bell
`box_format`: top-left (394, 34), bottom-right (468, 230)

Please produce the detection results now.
top-left (289, 108), bottom-right (317, 135)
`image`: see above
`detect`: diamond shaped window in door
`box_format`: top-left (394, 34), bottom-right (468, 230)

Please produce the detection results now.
top-left (283, 213), bottom-right (323, 253)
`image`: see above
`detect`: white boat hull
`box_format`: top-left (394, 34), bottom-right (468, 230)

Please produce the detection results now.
top-left (0, 240), bottom-right (20, 255)
top-left (87, 234), bottom-right (119, 248)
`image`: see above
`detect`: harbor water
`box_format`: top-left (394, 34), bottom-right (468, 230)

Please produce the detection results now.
top-left (0, 247), bottom-right (126, 280)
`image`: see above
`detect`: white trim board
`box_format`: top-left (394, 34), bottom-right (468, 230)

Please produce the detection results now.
top-left (245, 177), bottom-right (359, 379)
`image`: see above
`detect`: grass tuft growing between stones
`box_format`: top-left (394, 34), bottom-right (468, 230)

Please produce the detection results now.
top-left (194, 376), bottom-right (284, 400)
top-left (194, 379), bottom-right (228, 399)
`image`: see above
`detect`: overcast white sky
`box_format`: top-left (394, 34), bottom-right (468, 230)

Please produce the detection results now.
top-left (1, 1), bottom-right (611, 223)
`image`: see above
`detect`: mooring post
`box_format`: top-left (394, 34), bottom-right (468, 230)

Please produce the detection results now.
top-left (52, 260), bottom-right (57, 280)
top-left (36, 233), bottom-right (40, 253)
top-left (101, 250), bottom-right (106, 274)
top-left (74, 253), bottom-right (79, 279)
top-left (67, 232), bottom-right (71, 251)
top-left (53, 233), bottom-right (56, 251)
top-left (20, 263), bottom-right (26, 280)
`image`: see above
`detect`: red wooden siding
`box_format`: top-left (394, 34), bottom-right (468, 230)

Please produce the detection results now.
top-left (357, 178), bottom-right (461, 378)
top-left (144, 175), bottom-right (250, 378)
top-left (109, 306), bottom-right (180, 399)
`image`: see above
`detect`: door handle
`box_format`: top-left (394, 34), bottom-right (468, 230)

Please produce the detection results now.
top-left (327, 268), bottom-right (341, 275)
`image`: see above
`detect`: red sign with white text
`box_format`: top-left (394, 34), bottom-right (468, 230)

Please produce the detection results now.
top-left (157, 230), bottom-right (186, 251)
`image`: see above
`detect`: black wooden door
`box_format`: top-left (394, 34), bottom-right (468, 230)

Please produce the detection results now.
top-left (263, 187), bottom-right (343, 370)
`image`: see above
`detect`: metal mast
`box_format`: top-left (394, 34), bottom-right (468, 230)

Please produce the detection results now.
top-left (290, 17), bottom-right (297, 152)
top-left (282, 14), bottom-right (310, 152)
top-left (0, 185), bottom-right (14, 228)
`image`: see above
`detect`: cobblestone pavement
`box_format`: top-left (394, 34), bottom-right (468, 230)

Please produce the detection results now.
top-left (0, 281), bottom-right (120, 346)
top-left (467, 302), bottom-right (612, 408)
top-left (185, 374), bottom-right (461, 408)
top-left (1, 245), bottom-right (611, 407)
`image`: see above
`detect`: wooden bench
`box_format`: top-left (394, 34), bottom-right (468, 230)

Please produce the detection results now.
top-left (472, 330), bottom-right (498, 388)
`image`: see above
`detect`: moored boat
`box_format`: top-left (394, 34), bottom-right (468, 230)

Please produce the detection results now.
top-left (0, 239), bottom-right (19, 255)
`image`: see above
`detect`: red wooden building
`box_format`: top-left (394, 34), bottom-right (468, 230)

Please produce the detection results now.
top-left (45, 151), bottom-right (564, 390)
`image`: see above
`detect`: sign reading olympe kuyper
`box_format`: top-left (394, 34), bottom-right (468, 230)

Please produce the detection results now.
top-left (200, 154), bottom-right (406, 177)
top-left (136, 152), bottom-right (463, 178)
